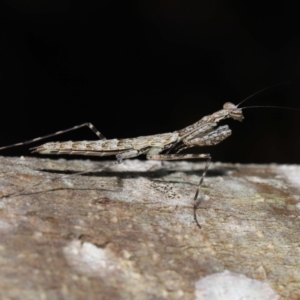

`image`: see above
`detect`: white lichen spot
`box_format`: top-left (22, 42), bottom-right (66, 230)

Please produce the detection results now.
top-left (61, 178), bottom-right (74, 188)
top-left (278, 165), bottom-right (300, 189)
top-left (63, 241), bottom-right (119, 278)
top-left (195, 270), bottom-right (279, 300)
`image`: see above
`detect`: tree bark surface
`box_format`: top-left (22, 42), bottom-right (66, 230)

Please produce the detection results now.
top-left (0, 156), bottom-right (299, 299)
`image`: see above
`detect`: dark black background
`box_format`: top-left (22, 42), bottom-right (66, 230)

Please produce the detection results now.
top-left (1, 0), bottom-right (300, 164)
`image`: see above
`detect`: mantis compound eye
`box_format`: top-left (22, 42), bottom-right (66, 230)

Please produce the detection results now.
top-left (223, 102), bottom-right (244, 122)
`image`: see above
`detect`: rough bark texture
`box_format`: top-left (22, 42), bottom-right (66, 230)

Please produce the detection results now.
top-left (0, 156), bottom-right (300, 299)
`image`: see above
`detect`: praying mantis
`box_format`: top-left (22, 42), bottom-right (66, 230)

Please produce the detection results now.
top-left (0, 85), bottom-right (295, 228)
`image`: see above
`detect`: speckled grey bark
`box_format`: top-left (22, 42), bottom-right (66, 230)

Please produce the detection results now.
top-left (0, 156), bottom-right (299, 299)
